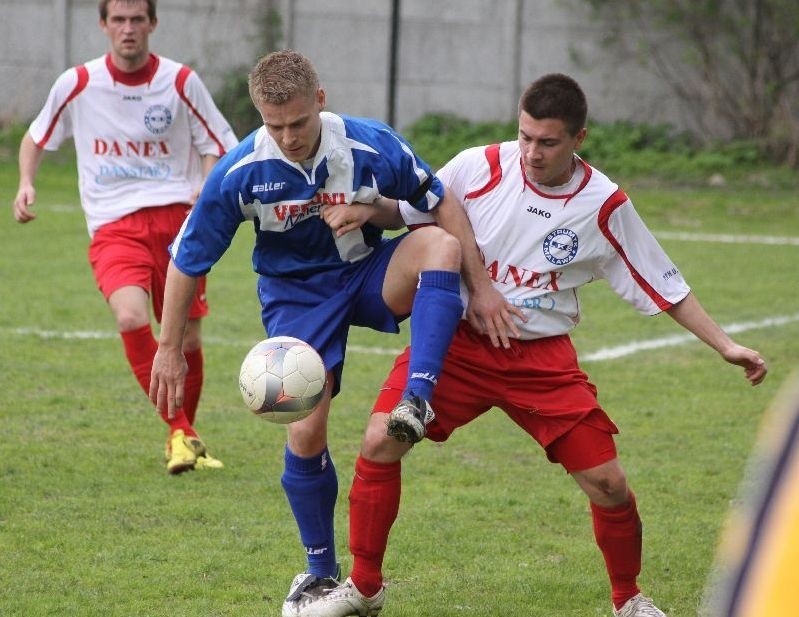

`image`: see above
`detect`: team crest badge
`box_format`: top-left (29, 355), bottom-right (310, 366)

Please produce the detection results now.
top-left (144, 105), bottom-right (173, 134)
top-left (543, 228), bottom-right (578, 265)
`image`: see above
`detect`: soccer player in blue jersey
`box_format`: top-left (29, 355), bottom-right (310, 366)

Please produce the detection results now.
top-left (148, 49), bottom-right (487, 617)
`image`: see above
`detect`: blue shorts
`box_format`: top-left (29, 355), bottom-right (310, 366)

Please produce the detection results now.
top-left (257, 234), bottom-right (407, 396)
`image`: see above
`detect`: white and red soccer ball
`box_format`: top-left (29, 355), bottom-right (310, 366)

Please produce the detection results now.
top-left (238, 336), bottom-right (327, 423)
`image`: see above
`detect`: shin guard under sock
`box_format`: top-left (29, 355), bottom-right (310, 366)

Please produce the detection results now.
top-left (405, 270), bottom-right (462, 401)
top-left (591, 491), bottom-right (643, 609)
top-left (349, 456), bottom-right (401, 596)
top-left (281, 446), bottom-right (339, 577)
top-left (182, 348), bottom-right (204, 427)
top-left (120, 324), bottom-right (193, 435)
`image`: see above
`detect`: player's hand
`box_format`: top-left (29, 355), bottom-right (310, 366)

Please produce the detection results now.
top-left (465, 284), bottom-right (526, 348)
top-left (321, 203), bottom-right (373, 237)
top-left (13, 185), bottom-right (37, 223)
top-left (721, 344), bottom-right (768, 386)
top-left (149, 346), bottom-right (188, 419)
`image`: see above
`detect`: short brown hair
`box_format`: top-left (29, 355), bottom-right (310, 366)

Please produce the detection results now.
top-left (518, 73), bottom-right (587, 137)
top-left (248, 50), bottom-right (320, 107)
top-left (98, 0), bottom-right (157, 21)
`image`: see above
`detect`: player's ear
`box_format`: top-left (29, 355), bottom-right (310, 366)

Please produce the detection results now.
top-left (316, 88), bottom-right (326, 111)
top-left (574, 127), bottom-right (587, 151)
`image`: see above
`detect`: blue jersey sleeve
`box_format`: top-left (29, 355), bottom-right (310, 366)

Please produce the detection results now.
top-left (344, 117), bottom-right (445, 213)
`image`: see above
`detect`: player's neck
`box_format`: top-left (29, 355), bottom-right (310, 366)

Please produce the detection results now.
top-left (109, 50), bottom-right (151, 73)
top-left (536, 155), bottom-right (578, 189)
top-left (105, 52), bottom-right (158, 86)
top-left (533, 157), bottom-right (583, 194)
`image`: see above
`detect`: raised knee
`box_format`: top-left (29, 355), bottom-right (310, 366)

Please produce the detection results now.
top-left (439, 229), bottom-right (461, 260)
top-left (422, 227), bottom-right (461, 269)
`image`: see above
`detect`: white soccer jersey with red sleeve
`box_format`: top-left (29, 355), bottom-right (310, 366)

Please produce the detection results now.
top-left (401, 141), bottom-right (691, 339)
top-left (28, 53), bottom-right (238, 236)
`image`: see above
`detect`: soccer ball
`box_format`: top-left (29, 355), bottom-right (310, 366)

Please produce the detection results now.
top-left (238, 336), bottom-right (327, 423)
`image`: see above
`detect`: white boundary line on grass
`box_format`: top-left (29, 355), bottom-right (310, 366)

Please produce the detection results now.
top-left (5, 233), bottom-right (796, 360)
top-left (580, 313), bottom-right (799, 362)
top-left (654, 231), bottom-right (799, 246)
top-left (6, 312), bottom-right (799, 362)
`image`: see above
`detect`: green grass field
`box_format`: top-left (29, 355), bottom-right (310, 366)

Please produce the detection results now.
top-left (0, 154), bottom-right (797, 617)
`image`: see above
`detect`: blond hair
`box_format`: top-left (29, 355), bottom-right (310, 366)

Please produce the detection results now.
top-left (248, 50), bottom-right (320, 106)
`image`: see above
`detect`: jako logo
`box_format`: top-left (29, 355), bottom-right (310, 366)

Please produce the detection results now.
top-left (526, 205), bottom-right (551, 218)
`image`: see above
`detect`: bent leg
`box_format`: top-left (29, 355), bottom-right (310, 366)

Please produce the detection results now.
top-left (572, 460), bottom-right (642, 610)
top-left (382, 227), bottom-right (462, 402)
top-left (112, 285), bottom-right (193, 434)
top-left (349, 412), bottom-right (413, 595)
top-left (548, 421), bottom-right (643, 610)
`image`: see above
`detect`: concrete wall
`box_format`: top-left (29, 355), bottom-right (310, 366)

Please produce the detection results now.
top-left (0, 0), bottom-right (265, 125)
top-left (2, 0), bottom-right (681, 132)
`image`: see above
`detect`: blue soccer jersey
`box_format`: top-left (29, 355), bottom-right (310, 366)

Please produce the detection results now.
top-left (170, 111), bottom-right (445, 278)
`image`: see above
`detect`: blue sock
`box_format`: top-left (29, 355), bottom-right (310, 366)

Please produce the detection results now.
top-left (281, 446), bottom-right (338, 577)
top-left (404, 270), bottom-right (463, 401)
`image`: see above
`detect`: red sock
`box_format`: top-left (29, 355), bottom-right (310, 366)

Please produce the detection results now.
top-left (120, 324), bottom-right (193, 436)
top-left (590, 490), bottom-right (642, 610)
top-left (182, 348), bottom-right (204, 427)
top-left (348, 456), bottom-right (401, 597)
top-left (120, 324), bottom-right (157, 394)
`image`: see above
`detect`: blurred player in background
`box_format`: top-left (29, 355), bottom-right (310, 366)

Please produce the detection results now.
top-left (12, 0), bottom-right (237, 474)
top-left (702, 372), bottom-right (799, 617)
top-left (148, 49), bottom-right (486, 617)
top-left (303, 74), bottom-right (768, 617)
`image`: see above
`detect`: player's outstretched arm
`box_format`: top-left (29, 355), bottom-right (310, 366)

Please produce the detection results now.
top-left (149, 262), bottom-right (200, 418)
top-left (666, 292), bottom-right (768, 385)
top-left (13, 132), bottom-right (46, 223)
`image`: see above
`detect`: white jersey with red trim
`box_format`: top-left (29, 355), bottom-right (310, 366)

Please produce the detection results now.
top-left (28, 53), bottom-right (237, 236)
top-left (401, 141), bottom-right (691, 339)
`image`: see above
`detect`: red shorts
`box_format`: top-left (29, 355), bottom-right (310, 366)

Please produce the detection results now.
top-left (88, 204), bottom-right (208, 322)
top-left (373, 322), bottom-right (619, 472)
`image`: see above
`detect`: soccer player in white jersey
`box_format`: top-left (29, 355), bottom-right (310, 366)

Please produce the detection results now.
top-left (303, 74), bottom-right (769, 617)
top-left (12, 0), bottom-right (237, 474)
top-left (148, 50), bottom-right (487, 617)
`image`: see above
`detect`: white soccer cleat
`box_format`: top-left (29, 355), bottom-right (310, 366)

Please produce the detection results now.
top-left (613, 593), bottom-right (667, 617)
top-left (299, 577), bottom-right (385, 617)
top-left (282, 568), bottom-right (341, 617)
